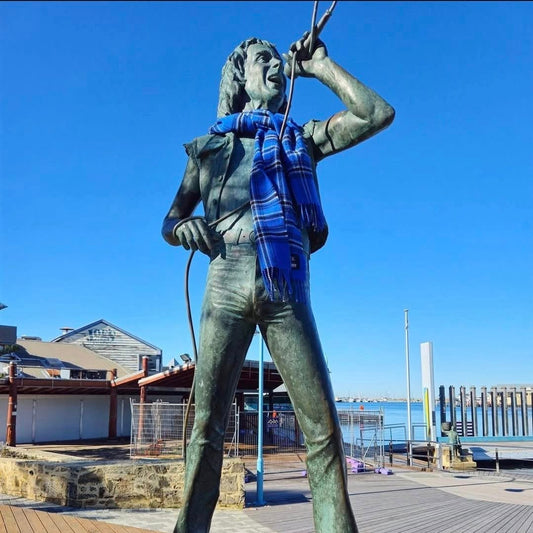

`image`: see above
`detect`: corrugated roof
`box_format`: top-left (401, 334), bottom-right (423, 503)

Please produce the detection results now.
top-left (15, 339), bottom-right (131, 378)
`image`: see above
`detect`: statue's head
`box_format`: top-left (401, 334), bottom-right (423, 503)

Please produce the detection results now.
top-left (217, 37), bottom-right (288, 117)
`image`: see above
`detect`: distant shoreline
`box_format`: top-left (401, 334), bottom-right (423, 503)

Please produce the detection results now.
top-left (335, 398), bottom-right (423, 403)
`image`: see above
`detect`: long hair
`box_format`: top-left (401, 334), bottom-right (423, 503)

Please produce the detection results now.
top-left (216, 37), bottom-right (288, 118)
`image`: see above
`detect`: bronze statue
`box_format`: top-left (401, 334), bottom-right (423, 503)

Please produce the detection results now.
top-left (163, 32), bottom-right (394, 533)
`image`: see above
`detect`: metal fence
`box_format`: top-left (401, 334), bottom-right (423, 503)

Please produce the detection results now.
top-left (338, 409), bottom-right (385, 468)
top-left (129, 400), bottom-right (238, 457)
top-left (129, 402), bottom-right (385, 468)
top-left (238, 410), bottom-right (306, 457)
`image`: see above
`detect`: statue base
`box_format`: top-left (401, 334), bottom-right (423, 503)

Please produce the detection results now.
top-left (441, 444), bottom-right (477, 470)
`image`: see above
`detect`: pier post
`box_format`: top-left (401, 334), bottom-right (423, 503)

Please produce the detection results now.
top-left (500, 389), bottom-right (507, 437)
top-left (510, 387), bottom-right (517, 436)
top-left (526, 390), bottom-right (533, 435)
top-left (490, 387), bottom-right (498, 436)
top-left (470, 386), bottom-right (477, 436)
top-left (481, 387), bottom-right (488, 437)
top-left (448, 386), bottom-right (456, 428)
top-left (439, 386), bottom-right (446, 436)
top-left (520, 387), bottom-right (528, 436)
top-left (459, 386), bottom-right (467, 437)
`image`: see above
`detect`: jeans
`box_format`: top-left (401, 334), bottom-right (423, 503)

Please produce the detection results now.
top-left (174, 244), bottom-right (358, 533)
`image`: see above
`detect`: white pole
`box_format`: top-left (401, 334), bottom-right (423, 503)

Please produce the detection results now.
top-left (256, 333), bottom-right (265, 505)
top-left (404, 310), bottom-right (412, 444)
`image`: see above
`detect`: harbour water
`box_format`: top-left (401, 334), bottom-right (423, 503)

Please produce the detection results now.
top-left (336, 400), bottom-right (427, 429)
top-left (336, 400), bottom-right (533, 441)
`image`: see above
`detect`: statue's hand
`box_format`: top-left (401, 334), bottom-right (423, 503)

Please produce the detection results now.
top-left (174, 217), bottom-right (221, 255)
top-left (283, 32), bottom-right (328, 79)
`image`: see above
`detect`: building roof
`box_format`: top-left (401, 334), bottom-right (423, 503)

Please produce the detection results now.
top-left (51, 318), bottom-right (162, 354)
top-left (137, 359), bottom-right (284, 392)
top-left (8, 339), bottom-right (131, 378)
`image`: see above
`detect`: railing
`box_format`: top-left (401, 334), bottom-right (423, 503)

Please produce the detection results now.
top-left (467, 443), bottom-right (533, 475)
top-left (382, 420), bottom-right (533, 475)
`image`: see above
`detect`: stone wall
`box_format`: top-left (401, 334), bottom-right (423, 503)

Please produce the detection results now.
top-left (0, 446), bottom-right (244, 509)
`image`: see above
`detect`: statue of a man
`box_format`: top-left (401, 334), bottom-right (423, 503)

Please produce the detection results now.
top-left (447, 423), bottom-right (463, 458)
top-left (163, 34), bottom-right (394, 533)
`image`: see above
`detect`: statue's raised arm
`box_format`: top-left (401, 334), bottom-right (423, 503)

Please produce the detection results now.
top-left (284, 34), bottom-right (395, 161)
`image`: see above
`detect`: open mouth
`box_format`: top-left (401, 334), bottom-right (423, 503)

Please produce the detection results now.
top-left (267, 74), bottom-right (283, 85)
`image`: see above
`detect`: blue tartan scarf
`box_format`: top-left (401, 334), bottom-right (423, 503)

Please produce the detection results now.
top-left (209, 110), bottom-right (326, 303)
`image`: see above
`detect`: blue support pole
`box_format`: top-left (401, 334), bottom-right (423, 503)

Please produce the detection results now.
top-left (255, 336), bottom-right (265, 506)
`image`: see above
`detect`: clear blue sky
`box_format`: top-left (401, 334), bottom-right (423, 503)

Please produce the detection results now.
top-left (1, 2), bottom-right (531, 399)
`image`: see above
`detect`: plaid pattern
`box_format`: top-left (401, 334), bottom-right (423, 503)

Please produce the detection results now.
top-left (209, 110), bottom-right (326, 303)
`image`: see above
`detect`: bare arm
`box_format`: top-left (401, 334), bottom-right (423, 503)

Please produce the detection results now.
top-left (284, 37), bottom-right (395, 160)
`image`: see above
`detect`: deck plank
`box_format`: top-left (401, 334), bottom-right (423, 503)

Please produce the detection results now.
top-left (0, 507), bottom-right (159, 533)
top-left (8, 508), bottom-right (33, 533)
top-left (44, 513), bottom-right (78, 533)
top-left (77, 515), bottom-right (119, 533)
top-left (0, 513), bottom-right (7, 533)
top-left (0, 506), bottom-right (20, 533)
top-left (18, 509), bottom-right (46, 533)
top-left (28, 509), bottom-right (62, 533)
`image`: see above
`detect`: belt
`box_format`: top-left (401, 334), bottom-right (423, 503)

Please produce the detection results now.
top-left (221, 228), bottom-right (256, 245)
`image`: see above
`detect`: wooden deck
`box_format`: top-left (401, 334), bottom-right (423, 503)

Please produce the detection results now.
top-left (246, 471), bottom-right (533, 533)
top-left (0, 505), bottom-right (158, 533)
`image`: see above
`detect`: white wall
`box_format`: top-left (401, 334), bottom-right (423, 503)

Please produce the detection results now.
top-left (0, 393), bottom-right (183, 444)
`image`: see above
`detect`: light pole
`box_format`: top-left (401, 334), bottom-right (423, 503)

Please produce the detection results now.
top-left (255, 329), bottom-right (265, 506)
top-left (404, 310), bottom-right (413, 457)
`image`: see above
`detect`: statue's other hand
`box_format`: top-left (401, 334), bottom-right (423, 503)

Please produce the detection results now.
top-left (283, 32), bottom-right (328, 79)
top-left (174, 217), bottom-right (221, 255)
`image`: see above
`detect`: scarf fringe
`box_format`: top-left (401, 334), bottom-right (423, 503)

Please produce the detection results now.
top-left (298, 203), bottom-right (326, 232)
top-left (263, 267), bottom-right (309, 304)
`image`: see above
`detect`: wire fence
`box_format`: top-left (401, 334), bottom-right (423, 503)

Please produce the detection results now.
top-left (238, 410), bottom-right (306, 457)
top-left (130, 400), bottom-right (238, 457)
top-left (129, 402), bottom-right (385, 468)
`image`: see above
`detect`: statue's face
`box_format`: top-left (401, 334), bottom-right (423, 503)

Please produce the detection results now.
top-left (243, 43), bottom-right (286, 113)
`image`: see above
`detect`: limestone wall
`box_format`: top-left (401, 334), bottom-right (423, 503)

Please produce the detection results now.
top-left (0, 447), bottom-right (244, 509)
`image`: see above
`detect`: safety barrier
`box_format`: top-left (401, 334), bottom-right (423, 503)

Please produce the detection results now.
top-left (129, 400), bottom-right (238, 457)
top-left (129, 403), bottom-right (386, 468)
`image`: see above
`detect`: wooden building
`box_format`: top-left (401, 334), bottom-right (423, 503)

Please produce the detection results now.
top-left (51, 319), bottom-right (162, 374)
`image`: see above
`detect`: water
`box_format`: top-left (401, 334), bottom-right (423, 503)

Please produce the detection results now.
top-left (336, 400), bottom-right (427, 427)
top-left (337, 401), bottom-right (533, 434)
